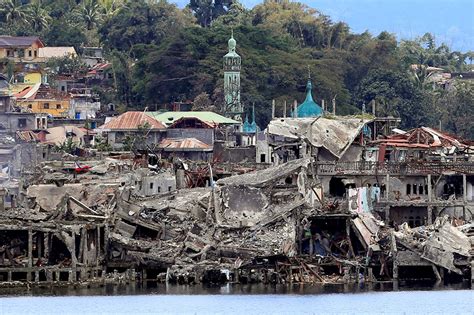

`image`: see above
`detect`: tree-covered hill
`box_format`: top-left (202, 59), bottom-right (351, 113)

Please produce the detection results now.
top-left (0, 0), bottom-right (472, 138)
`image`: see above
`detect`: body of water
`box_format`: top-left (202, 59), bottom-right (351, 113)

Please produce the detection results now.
top-left (0, 283), bottom-right (472, 314)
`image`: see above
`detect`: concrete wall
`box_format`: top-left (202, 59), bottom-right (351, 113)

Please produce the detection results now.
top-left (134, 171), bottom-right (176, 196)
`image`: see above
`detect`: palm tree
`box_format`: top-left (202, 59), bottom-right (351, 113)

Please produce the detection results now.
top-left (27, 1), bottom-right (52, 32)
top-left (0, 0), bottom-right (28, 26)
top-left (98, 0), bottom-right (125, 18)
top-left (76, 0), bottom-right (102, 30)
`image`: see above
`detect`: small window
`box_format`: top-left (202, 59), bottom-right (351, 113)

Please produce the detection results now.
top-left (149, 183), bottom-right (154, 189)
top-left (28, 50), bottom-right (32, 57)
top-left (34, 50), bottom-right (37, 57)
top-left (168, 186), bottom-right (172, 192)
top-left (61, 86), bottom-right (66, 92)
top-left (18, 118), bottom-right (27, 128)
top-left (419, 185), bottom-right (424, 195)
top-left (56, 104), bottom-right (61, 109)
top-left (260, 154), bottom-right (266, 163)
top-left (158, 187), bottom-right (161, 193)
top-left (406, 184), bottom-right (411, 195)
top-left (43, 103), bottom-right (49, 109)
top-left (28, 104), bottom-right (32, 109)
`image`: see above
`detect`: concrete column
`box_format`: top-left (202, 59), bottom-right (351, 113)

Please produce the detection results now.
top-left (0, 188), bottom-right (5, 211)
top-left (384, 206), bottom-right (391, 225)
top-left (427, 206), bottom-right (433, 225)
top-left (271, 100), bottom-right (275, 119)
top-left (427, 174), bottom-right (432, 202)
top-left (463, 174), bottom-right (467, 203)
top-left (27, 229), bottom-right (33, 268)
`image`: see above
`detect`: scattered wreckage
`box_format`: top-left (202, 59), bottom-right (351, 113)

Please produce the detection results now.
top-left (0, 157), bottom-right (473, 288)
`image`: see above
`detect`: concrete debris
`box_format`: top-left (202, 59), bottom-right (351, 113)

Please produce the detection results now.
top-left (0, 146), bottom-right (472, 288)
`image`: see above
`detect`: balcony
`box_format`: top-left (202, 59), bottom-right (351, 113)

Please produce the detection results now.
top-left (315, 161), bottom-right (474, 176)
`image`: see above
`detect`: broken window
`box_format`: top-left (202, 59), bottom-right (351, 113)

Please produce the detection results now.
top-left (419, 185), bottom-right (424, 195)
top-left (406, 184), bottom-right (411, 195)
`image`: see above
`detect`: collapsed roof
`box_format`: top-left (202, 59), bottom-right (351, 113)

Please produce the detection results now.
top-left (373, 127), bottom-right (471, 149)
top-left (267, 117), bottom-right (369, 159)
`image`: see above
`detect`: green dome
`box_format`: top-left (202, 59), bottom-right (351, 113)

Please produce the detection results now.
top-left (295, 79), bottom-right (323, 118)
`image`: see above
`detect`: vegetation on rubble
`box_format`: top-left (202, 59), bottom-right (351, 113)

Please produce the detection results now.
top-left (0, 0), bottom-right (473, 138)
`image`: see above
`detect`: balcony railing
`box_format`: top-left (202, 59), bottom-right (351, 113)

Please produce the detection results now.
top-left (316, 161), bottom-right (474, 175)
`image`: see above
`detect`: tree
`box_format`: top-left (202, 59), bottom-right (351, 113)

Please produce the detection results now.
top-left (75, 0), bottom-right (102, 30)
top-left (192, 92), bottom-right (215, 111)
top-left (0, 0), bottom-right (28, 26)
top-left (188, 0), bottom-right (236, 27)
top-left (27, 1), bottom-right (52, 32)
top-left (99, 0), bottom-right (191, 52)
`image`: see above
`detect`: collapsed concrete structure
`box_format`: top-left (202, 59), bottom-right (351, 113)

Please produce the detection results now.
top-left (0, 114), bottom-right (473, 288)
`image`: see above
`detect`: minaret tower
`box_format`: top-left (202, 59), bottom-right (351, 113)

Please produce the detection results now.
top-left (223, 30), bottom-right (243, 121)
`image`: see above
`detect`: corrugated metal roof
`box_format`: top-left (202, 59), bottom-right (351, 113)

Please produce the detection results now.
top-left (98, 111), bottom-right (165, 130)
top-left (147, 111), bottom-right (239, 126)
top-left (0, 36), bottom-right (43, 48)
top-left (158, 138), bottom-right (212, 151)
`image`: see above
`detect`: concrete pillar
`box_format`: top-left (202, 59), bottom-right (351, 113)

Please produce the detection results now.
top-left (385, 206), bottom-right (391, 225)
top-left (463, 174), bottom-right (467, 203)
top-left (271, 100), bottom-right (275, 119)
top-left (427, 174), bottom-right (432, 202)
top-left (427, 206), bottom-right (433, 225)
top-left (0, 188), bottom-right (5, 211)
top-left (176, 169), bottom-right (186, 189)
top-left (385, 174), bottom-right (390, 199)
top-left (27, 229), bottom-right (33, 268)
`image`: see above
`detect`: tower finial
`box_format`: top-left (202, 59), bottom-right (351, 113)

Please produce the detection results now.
top-left (231, 28), bottom-right (234, 38)
top-left (307, 65), bottom-right (311, 79)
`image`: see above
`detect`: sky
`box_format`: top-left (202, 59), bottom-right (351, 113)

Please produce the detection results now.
top-left (173, 0), bottom-right (474, 52)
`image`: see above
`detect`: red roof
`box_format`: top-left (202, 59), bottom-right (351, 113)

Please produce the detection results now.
top-left (98, 111), bottom-right (165, 130)
top-left (0, 36), bottom-right (44, 48)
top-left (158, 138), bottom-right (212, 151)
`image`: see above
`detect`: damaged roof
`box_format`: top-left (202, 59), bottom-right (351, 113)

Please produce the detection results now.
top-left (158, 138), bottom-right (212, 151)
top-left (147, 111), bottom-right (239, 127)
top-left (217, 158), bottom-right (311, 187)
top-left (268, 117), bottom-right (368, 159)
top-left (98, 111), bottom-right (165, 130)
top-left (373, 127), bottom-right (471, 149)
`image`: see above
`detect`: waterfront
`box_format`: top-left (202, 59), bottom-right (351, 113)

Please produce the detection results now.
top-left (0, 284), bottom-right (472, 314)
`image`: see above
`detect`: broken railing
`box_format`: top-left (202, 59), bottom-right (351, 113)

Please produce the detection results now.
top-left (315, 161), bottom-right (474, 175)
